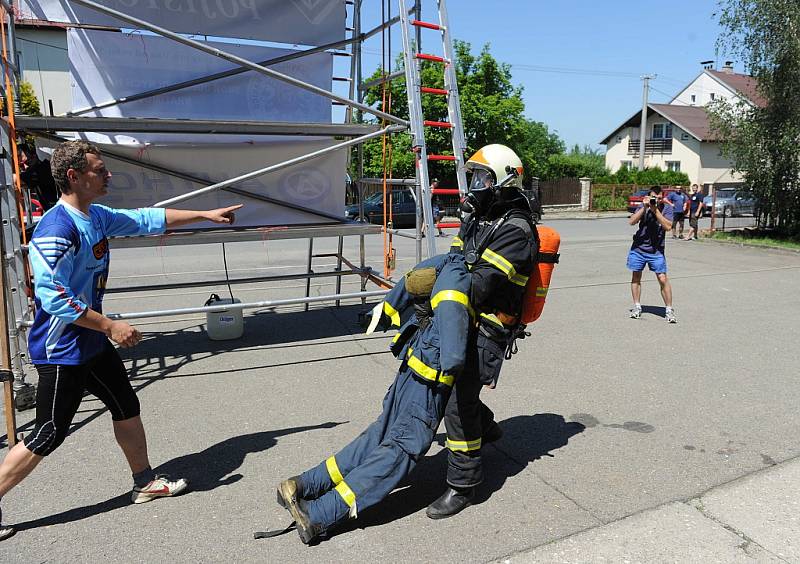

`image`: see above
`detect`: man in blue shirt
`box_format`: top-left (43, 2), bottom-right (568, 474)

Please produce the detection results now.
top-left (686, 184), bottom-right (705, 240)
top-left (0, 140), bottom-right (241, 540)
top-left (626, 186), bottom-right (677, 323)
top-left (666, 186), bottom-right (688, 239)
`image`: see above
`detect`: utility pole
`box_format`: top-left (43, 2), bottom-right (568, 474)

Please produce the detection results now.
top-left (638, 74), bottom-right (656, 171)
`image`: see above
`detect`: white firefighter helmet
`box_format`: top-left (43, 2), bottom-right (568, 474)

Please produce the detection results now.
top-left (465, 144), bottom-right (524, 190)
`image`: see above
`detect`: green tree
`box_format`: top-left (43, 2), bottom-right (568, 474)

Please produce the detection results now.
top-left (545, 144), bottom-right (608, 180)
top-left (19, 81), bottom-right (41, 116)
top-left (354, 41), bottom-right (563, 187)
top-left (708, 0), bottom-right (800, 235)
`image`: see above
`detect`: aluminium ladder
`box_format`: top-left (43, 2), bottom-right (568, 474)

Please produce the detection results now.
top-left (398, 0), bottom-right (468, 258)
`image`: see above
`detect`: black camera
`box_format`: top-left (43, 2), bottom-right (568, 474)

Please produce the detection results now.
top-left (649, 197), bottom-right (657, 206)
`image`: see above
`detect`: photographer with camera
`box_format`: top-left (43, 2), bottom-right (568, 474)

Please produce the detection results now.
top-left (627, 186), bottom-right (677, 323)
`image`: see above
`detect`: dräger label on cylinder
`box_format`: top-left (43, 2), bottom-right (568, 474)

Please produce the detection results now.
top-left (219, 315), bottom-right (236, 324)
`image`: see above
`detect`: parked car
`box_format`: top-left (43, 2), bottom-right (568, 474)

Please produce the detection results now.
top-left (345, 189), bottom-right (426, 228)
top-left (703, 189), bottom-right (758, 217)
top-left (627, 187), bottom-right (682, 214)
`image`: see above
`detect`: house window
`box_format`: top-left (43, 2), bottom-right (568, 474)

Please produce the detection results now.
top-left (652, 123), bottom-right (673, 139)
top-left (620, 161), bottom-right (633, 170)
top-left (666, 161), bottom-right (681, 172)
top-left (690, 94), bottom-right (696, 104)
top-left (710, 93), bottom-right (716, 101)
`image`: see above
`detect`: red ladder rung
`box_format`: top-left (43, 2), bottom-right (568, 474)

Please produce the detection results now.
top-left (416, 53), bottom-right (446, 63)
top-left (432, 188), bottom-right (460, 195)
top-left (428, 154), bottom-right (456, 161)
top-left (420, 87), bottom-right (449, 95)
top-left (437, 222), bottom-right (461, 229)
top-left (423, 120), bottom-right (453, 128)
top-left (411, 19), bottom-right (442, 31)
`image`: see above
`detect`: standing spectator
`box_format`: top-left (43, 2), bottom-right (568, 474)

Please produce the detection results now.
top-left (20, 144), bottom-right (59, 210)
top-left (0, 140), bottom-right (243, 541)
top-left (666, 186), bottom-right (688, 239)
top-left (627, 186), bottom-right (677, 323)
top-left (686, 184), bottom-right (705, 240)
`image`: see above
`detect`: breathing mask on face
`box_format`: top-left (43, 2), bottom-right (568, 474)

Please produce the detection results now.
top-left (460, 168), bottom-right (497, 221)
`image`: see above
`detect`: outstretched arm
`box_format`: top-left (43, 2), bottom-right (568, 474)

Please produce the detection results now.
top-left (166, 204), bottom-right (242, 228)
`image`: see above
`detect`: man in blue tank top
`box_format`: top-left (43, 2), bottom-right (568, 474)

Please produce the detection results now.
top-left (0, 140), bottom-right (242, 540)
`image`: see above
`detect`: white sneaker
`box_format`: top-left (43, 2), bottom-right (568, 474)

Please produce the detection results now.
top-left (131, 474), bottom-right (189, 504)
top-left (629, 305), bottom-right (642, 319)
top-left (665, 308), bottom-right (677, 323)
top-left (0, 508), bottom-right (15, 542)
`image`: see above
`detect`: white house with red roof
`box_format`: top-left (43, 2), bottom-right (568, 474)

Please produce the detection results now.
top-left (601, 63), bottom-right (764, 189)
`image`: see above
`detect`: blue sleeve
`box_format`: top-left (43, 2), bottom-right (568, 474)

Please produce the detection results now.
top-left (662, 203), bottom-right (674, 221)
top-left (431, 254), bottom-right (471, 375)
top-left (29, 222), bottom-right (88, 323)
top-left (95, 204), bottom-right (167, 237)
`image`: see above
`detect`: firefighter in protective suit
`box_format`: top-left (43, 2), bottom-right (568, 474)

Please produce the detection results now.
top-left (426, 144), bottom-right (539, 518)
top-left (275, 252), bottom-right (473, 544)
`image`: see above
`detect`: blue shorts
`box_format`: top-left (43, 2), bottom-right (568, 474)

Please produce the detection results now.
top-left (627, 249), bottom-right (667, 274)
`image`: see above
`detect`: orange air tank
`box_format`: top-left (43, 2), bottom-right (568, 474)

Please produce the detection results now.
top-left (521, 225), bottom-right (560, 324)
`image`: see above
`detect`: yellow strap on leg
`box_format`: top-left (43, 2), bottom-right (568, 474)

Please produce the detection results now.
top-left (335, 481), bottom-right (357, 508)
top-left (326, 456), bottom-right (343, 485)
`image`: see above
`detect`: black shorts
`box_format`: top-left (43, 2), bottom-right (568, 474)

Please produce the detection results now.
top-left (689, 215), bottom-right (700, 228)
top-left (24, 341), bottom-right (140, 456)
top-left (672, 212), bottom-right (685, 223)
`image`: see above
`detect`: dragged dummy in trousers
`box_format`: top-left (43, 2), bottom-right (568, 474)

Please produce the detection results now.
top-left (275, 251), bottom-right (472, 543)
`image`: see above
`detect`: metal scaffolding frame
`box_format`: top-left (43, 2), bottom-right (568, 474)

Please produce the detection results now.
top-left (1, 0), bottom-right (467, 425)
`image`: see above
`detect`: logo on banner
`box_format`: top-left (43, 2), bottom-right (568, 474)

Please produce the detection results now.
top-left (247, 74), bottom-right (319, 121)
top-left (280, 168), bottom-right (331, 205)
top-left (291, 0), bottom-right (340, 25)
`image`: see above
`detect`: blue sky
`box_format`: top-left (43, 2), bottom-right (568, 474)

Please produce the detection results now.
top-left (356, 0), bottom-right (731, 150)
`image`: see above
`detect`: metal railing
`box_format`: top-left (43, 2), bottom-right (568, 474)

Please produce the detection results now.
top-left (627, 139), bottom-right (673, 155)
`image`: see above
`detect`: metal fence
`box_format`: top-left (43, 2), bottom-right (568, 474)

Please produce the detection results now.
top-left (590, 183), bottom-right (633, 211)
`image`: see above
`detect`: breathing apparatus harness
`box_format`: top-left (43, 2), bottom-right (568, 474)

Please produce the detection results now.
top-left (458, 167), bottom-right (538, 361)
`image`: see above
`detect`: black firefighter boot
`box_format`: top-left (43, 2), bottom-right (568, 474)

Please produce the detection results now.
top-left (426, 486), bottom-right (475, 519)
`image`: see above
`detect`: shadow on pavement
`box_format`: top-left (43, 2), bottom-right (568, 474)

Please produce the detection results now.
top-left (12, 421), bottom-right (345, 532)
top-left (331, 413), bottom-right (586, 537)
top-left (640, 305), bottom-right (667, 318)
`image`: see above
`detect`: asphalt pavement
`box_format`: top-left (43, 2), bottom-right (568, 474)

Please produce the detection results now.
top-left (2, 215), bottom-right (799, 563)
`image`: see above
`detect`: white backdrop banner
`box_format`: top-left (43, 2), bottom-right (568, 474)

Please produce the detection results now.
top-left (69, 30), bottom-right (333, 124)
top-left (38, 138), bottom-right (347, 228)
top-left (20, 0), bottom-right (346, 45)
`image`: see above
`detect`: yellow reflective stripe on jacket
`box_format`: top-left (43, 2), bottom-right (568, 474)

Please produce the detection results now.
top-left (383, 301), bottom-right (400, 327)
top-left (391, 332), bottom-right (401, 344)
top-left (430, 289), bottom-right (474, 318)
top-left (325, 456), bottom-right (343, 485)
top-left (335, 481), bottom-right (356, 508)
top-left (451, 236), bottom-right (464, 249)
top-left (481, 248), bottom-right (527, 287)
top-left (479, 312), bottom-right (504, 328)
top-left (510, 273), bottom-right (529, 287)
top-left (446, 438), bottom-right (482, 452)
top-left (406, 350), bottom-right (455, 387)
top-left (536, 286), bottom-right (548, 298)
